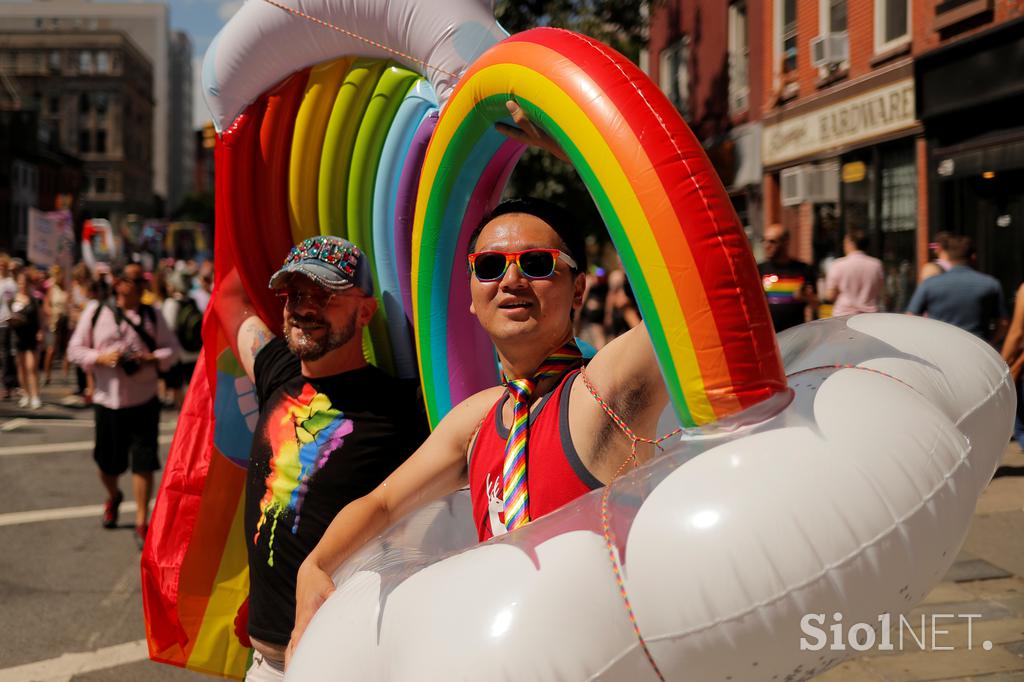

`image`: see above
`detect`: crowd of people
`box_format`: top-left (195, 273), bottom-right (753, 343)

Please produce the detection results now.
top-left (0, 253), bottom-right (213, 548)
top-left (0, 253), bottom-right (211, 410)
top-left (755, 225), bottom-right (1009, 345)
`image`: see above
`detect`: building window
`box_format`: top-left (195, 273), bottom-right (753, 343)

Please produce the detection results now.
top-left (94, 93), bottom-right (109, 115)
top-left (826, 0), bottom-right (847, 33)
top-left (48, 95), bottom-right (59, 114)
top-left (48, 50), bottom-right (60, 72)
top-left (78, 51), bottom-right (93, 74)
top-left (876, 0), bottom-right (910, 53)
top-left (814, 0), bottom-right (849, 73)
top-left (659, 37), bottom-right (690, 119)
top-left (96, 129), bottom-right (107, 154)
top-left (728, 2), bottom-right (750, 114)
top-left (95, 175), bottom-right (107, 194)
top-left (79, 93), bottom-right (89, 113)
top-left (96, 51), bottom-right (110, 74)
top-left (78, 130), bottom-right (91, 153)
top-left (780, 0), bottom-right (798, 73)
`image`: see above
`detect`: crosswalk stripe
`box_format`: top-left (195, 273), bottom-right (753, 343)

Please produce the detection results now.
top-left (0, 501), bottom-right (145, 527)
top-left (0, 638), bottom-right (150, 681)
top-left (0, 434), bottom-right (172, 457)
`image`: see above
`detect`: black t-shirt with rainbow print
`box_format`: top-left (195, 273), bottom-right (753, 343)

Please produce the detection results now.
top-left (245, 337), bottom-right (428, 645)
top-left (758, 259), bottom-right (818, 332)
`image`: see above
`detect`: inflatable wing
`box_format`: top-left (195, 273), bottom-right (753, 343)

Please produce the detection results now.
top-left (289, 314), bottom-right (1014, 681)
top-left (202, 0), bottom-right (507, 132)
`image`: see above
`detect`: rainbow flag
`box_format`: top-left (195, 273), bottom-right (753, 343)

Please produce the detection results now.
top-left (140, 110), bottom-right (282, 677)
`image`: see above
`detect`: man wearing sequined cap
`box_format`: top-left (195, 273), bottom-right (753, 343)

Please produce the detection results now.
top-left (219, 235), bottom-right (428, 681)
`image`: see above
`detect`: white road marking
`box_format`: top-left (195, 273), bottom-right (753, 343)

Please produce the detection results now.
top-left (0, 501), bottom-right (155, 527)
top-left (0, 638), bottom-right (150, 682)
top-left (0, 418), bottom-right (28, 432)
top-left (0, 417), bottom-right (178, 431)
top-left (0, 434), bottom-right (172, 457)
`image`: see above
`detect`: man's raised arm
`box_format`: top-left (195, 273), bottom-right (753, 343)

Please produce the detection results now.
top-left (216, 267), bottom-right (275, 383)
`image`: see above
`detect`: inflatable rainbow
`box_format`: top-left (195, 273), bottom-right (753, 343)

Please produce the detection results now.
top-left (412, 28), bottom-right (786, 427)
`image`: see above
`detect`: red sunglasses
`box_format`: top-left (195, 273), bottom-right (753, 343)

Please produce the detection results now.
top-left (468, 248), bottom-right (578, 282)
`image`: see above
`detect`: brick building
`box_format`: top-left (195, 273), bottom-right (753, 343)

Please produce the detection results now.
top-left (647, 0), bottom-right (769, 257)
top-left (761, 0), bottom-right (1024, 308)
top-left (648, 0), bottom-right (1023, 309)
top-left (0, 30), bottom-right (155, 229)
top-left (757, 0), bottom-right (922, 311)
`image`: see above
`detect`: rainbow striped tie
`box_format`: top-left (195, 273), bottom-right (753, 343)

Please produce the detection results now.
top-left (501, 340), bottom-right (583, 531)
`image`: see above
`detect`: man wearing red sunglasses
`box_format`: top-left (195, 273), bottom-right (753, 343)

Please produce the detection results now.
top-left (291, 186), bottom-right (671, 660)
top-left (219, 236), bottom-right (429, 681)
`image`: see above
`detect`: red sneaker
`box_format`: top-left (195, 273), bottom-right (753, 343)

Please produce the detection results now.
top-left (134, 523), bottom-right (148, 550)
top-left (102, 490), bottom-right (123, 529)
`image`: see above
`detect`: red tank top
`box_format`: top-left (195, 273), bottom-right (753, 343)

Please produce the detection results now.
top-left (468, 369), bottom-right (602, 541)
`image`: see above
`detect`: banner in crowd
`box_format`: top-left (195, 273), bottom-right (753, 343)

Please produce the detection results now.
top-left (27, 208), bottom-right (74, 270)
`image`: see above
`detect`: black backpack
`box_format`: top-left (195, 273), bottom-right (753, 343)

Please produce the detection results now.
top-left (174, 296), bottom-right (204, 352)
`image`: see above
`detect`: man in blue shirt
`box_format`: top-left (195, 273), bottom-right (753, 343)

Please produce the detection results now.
top-left (906, 235), bottom-right (1007, 343)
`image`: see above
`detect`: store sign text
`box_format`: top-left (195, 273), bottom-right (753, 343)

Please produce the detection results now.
top-left (764, 79), bottom-right (915, 166)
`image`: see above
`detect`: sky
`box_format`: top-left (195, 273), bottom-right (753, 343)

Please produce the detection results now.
top-left (166, 0), bottom-right (237, 128)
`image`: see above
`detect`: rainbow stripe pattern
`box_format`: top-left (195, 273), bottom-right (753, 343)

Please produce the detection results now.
top-left (256, 385), bottom-right (353, 564)
top-left (412, 28), bottom-right (786, 428)
top-left (762, 275), bottom-right (805, 304)
top-left (501, 341), bottom-right (582, 530)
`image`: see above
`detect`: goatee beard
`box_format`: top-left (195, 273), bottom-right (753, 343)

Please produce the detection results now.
top-left (284, 315), bottom-right (356, 361)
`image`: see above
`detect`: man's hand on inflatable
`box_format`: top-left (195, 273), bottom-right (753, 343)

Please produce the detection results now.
top-left (286, 559), bottom-right (336, 668)
top-left (495, 100), bottom-right (568, 162)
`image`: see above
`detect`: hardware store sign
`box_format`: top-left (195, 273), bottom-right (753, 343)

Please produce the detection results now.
top-left (764, 79), bottom-right (915, 167)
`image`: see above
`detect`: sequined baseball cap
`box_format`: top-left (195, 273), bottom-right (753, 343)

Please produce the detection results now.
top-left (268, 235), bottom-right (374, 295)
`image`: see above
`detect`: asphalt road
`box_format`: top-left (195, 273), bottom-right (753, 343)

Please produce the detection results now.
top-left (0, 400), bottom-right (207, 682)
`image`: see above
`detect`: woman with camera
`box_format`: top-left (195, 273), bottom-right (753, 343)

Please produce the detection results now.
top-left (67, 263), bottom-right (181, 547)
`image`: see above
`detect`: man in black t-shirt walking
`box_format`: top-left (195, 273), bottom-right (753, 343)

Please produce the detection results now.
top-left (219, 235), bottom-right (428, 681)
top-left (757, 224), bottom-right (818, 332)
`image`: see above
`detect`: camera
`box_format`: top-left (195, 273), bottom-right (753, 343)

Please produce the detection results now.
top-left (120, 355), bottom-right (142, 375)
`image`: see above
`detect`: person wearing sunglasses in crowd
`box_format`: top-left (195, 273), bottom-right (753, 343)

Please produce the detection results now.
top-left (67, 263), bottom-right (181, 548)
top-left (287, 104), bottom-right (673, 664)
top-left (218, 236), bottom-right (429, 681)
top-left (757, 223), bottom-right (819, 331)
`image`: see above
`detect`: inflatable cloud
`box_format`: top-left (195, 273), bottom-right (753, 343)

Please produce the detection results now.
top-left (288, 314), bottom-right (1014, 681)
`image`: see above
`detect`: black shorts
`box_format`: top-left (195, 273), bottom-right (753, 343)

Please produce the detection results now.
top-left (93, 398), bottom-right (162, 475)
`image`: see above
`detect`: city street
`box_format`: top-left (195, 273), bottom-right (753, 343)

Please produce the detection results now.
top-left (1, 377), bottom-right (1023, 681)
top-left (0, 377), bottom-right (204, 682)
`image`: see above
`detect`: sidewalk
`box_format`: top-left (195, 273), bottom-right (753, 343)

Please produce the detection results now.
top-left (819, 445), bottom-right (1024, 681)
top-left (0, 373), bottom-right (182, 420)
top-left (0, 373), bottom-right (93, 420)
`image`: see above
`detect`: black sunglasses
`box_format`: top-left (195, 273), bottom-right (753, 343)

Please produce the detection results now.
top-left (467, 249), bottom-right (578, 282)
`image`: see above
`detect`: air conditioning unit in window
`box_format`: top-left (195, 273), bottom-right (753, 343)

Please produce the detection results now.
top-left (811, 32), bottom-right (849, 68)
top-left (780, 164), bottom-right (840, 206)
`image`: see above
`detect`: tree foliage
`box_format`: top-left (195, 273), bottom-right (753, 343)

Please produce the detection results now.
top-left (494, 1), bottom-right (654, 245)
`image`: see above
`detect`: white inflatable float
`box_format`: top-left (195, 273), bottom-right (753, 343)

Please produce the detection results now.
top-left (288, 314), bottom-right (1013, 681)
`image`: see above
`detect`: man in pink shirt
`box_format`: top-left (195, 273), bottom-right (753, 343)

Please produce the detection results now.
top-left (68, 263), bottom-right (180, 547)
top-left (826, 228), bottom-right (886, 316)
